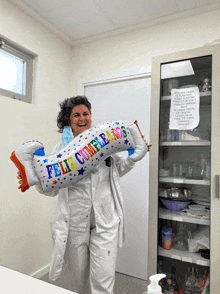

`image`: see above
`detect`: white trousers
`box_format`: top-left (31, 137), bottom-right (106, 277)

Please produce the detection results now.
top-left (65, 207), bottom-right (119, 294)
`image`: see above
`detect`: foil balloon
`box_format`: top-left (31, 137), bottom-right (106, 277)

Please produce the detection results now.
top-left (10, 120), bottom-right (151, 193)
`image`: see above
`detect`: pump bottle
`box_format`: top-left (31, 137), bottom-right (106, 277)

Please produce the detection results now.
top-left (142, 273), bottom-right (166, 294)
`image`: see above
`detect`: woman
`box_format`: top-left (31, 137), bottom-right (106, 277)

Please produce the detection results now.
top-left (17, 96), bottom-right (148, 294)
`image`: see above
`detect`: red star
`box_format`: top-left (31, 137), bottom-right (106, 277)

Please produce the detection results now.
top-left (53, 180), bottom-right (57, 185)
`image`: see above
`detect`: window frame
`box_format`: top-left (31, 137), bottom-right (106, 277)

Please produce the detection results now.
top-left (0, 38), bottom-right (34, 103)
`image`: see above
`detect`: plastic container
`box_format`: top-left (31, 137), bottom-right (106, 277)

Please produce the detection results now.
top-left (188, 204), bottom-right (206, 215)
top-left (162, 229), bottom-right (172, 250)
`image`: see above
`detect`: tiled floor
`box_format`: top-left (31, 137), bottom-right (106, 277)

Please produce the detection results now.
top-left (40, 269), bottom-right (148, 294)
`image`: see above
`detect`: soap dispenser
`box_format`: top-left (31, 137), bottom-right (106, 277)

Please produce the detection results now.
top-left (142, 273), bottom-right (166, 294)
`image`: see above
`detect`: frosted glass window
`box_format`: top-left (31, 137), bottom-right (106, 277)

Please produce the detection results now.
top-left (0, 50), bottom-right (26, 95)
top-left (0, 38), bottom-right (34, 103)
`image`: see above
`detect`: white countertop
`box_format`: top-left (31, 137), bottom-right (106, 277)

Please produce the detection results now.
top-left (0, 266), bottom-right (77, 294)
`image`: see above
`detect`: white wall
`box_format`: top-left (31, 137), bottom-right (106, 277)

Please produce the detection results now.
top-left (2, 0), bottom-right (220, 280)
top-left (69, 8), bottom-right (220, 278)
top-left (0, 0), bottom-right (72, 277)
top-left (71, 8), bottom-right (220, 94)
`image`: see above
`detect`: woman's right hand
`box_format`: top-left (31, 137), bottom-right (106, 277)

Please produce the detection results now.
top-left (17, 171), bottom-right (23, 190)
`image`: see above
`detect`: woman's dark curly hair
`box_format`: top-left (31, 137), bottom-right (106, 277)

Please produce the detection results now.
top-left (57, 96), bottom-right (91, 133)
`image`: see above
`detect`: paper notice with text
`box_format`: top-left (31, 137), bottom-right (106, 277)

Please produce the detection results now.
top-left (169, 86), bottom-right (200, 130)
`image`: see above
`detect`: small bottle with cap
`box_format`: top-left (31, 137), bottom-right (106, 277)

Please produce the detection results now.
top-left (142, 273), bottom-right (166, 294)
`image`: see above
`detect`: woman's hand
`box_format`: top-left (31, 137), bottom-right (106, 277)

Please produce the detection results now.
top-left (17, 171), bottom-right (23, 190)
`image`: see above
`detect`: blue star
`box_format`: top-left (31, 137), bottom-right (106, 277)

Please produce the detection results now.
top-left (43, 159), bottom-right (48, 163)
top-left (124, 139), bottom-right (129, 144)
top-left (115, 122), bottom-right (119, 125)
top-left (100, 153), bottom-right (104, 157)
top-left (78, 167), bottom-right (86, 175)
top-left (57, 154), bottom-right (62, 158)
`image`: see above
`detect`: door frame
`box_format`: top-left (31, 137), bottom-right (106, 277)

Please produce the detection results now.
top-left (77, 66), bottom-right (152, 279)
top-left (77, 66), bottom-right (151, 95)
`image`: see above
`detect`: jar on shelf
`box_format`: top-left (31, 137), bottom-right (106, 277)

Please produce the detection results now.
top-left (185, 162), bottom-right (197, 179)
top-left (162, 79), bottom-right (180, 96)
top-left (201, 78), bottom-right (211, 92)
top-left (162, 229), bottom-right (172, 250)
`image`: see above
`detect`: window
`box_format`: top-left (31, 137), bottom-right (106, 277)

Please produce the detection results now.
top-left (0, 38), bottom-right (34, 103)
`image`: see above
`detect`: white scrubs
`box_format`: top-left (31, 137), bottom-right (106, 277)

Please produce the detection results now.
top-left (66, 160), bottom-right (120, 294)
top-left (35, 142), bottom-right (135, 294)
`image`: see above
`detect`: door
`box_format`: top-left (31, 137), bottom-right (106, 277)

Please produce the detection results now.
top-left (79, 72), bottom-right (151, 279)
top-left (149, 45), bottom-right (220, 293)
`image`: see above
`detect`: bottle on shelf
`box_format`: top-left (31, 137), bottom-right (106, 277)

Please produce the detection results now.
top-left (172, 129), bottom-right (179, 142)
top-left (193, 268), bottom-right (202, 294)
top-left (182, 266), bottom-right (202, 294)
top-left (163, 266), bottom-right (179, 294)
top-left (178, 130), bottom-right (186, 141)
top-left (190, 267), bottom-right (196, 290)
top-left (158, 261), bottom-right (167, 292)
top-left (183, 267), bottom-right (193, 294)
top-left (166, 122), bottom-right (172, 141)
top-left (171, 266), bottom-right (179, 294)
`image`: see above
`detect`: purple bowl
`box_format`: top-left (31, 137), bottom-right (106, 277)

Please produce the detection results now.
top-left (160, 199), bottom-right (191, 212)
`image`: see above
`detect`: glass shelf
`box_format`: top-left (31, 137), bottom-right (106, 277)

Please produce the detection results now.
top-left (159, 208), bottom-right (210, 226)
top-left (161, 91), bottom-right (211, 107)
top-left (159, 177), bottom-right (210, 185)
top-left (158, 246), bottom-right (210, 267)
top-left (160, 141), bottom-right (211, 146)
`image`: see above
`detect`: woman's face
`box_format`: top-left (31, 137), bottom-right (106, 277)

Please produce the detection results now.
top-left (69, 104), bottom-right (91, 137)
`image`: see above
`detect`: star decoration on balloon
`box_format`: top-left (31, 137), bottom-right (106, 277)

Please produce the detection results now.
top-left (43, 159), bottom-right (48, 163)
top-left (57, 154), bottom-right (62, 158)
top-left (78, 167), bottom-right (86, 175)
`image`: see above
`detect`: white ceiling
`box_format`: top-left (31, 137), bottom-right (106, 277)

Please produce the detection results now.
top-left (16, 0), bottom-right (220, 44)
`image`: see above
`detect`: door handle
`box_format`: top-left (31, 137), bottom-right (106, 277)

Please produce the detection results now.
top-left (216, 175), bottom-right (220, 199)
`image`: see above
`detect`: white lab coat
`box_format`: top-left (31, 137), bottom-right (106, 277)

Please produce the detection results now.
top-left (36, 142), bottom-right (135, 282)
